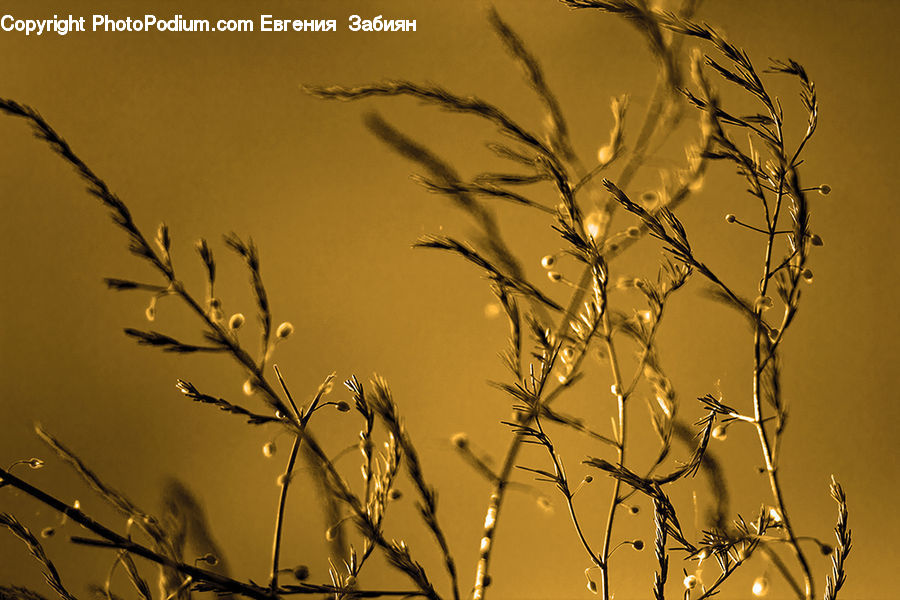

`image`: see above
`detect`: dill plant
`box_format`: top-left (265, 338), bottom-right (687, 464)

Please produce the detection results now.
top-left (0, 2), bottom-right (850, 600)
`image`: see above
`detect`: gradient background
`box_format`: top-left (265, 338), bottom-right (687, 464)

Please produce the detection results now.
top-left (1, 1), bottom-right (897, 599)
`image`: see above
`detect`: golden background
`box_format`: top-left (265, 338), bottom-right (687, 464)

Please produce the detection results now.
top-left (1, 1), bottom-right (897, 598)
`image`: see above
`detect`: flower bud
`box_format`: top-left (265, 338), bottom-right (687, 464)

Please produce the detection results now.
top-left (276, 322), bottom-right (294, 339)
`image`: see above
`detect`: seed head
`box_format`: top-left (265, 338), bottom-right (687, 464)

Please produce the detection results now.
top-left (276, 322), bottom-right (294, 339)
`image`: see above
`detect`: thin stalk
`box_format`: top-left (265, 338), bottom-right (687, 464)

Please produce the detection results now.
top-left (597, 309), bottom-right (627, 600)
top-left (270, 434), bottom-right (302, 590)
top-left (753, 174), bottom-right (813, 599)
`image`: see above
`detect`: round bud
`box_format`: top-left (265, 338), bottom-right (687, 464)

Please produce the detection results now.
top-left (632, 540), bottom-right (644, 551)
top-left (229, 313), bottom-right (245, 330)
top-left (712, 425), bottom-right (728, 441)
top-left (40, 527), bottom-right (55, 539)
top-left (547, 271), bottom-right (563, 282)
top-left (292, 565), bottom-right (310, 581)
top-left (725, 214), bottom-right (737, 223)
top-left (818, 184), bottom-right (832, 196)
top-left (810, 234), bottom-right (824, 247)
top-left (802, 268), bottom-right (814, 282)
top-left (276, 322), bottom-right (294, 339)
top-left (450, 432), bottom-right (469, 449)
top-left (335, 401), bottom-right (351, 412)
top-left (263, 441), bottom-right (276, 458)
top-left (684, 575), bottom-right (698, 590)
top-left (541, 255), bottom-right (556, 269)
top-left (628, 505), bottom-right (640, 515)
top-left (752, 576), bottom-right (769, 597)
top-left (388, 488), bottom-right (403, 501)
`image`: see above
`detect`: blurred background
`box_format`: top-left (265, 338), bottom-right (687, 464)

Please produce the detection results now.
top-left (1, 1), bottom-right (897, 598)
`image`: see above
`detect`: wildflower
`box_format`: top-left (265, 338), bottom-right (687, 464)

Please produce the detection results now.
top-left (752, 576), bottom-right (769, 597)
top-left (263, 441), bottom-right (276, 458)
top-left (725, 213), bottom-right (737, 223)
top-left (450, 432), bottom-right (469, 449)
top-left (540, 254), bottom-right (556, 269)
top-left (228, 313), bottom-right (245, 330)
top-left (818, 184), bottom-right (832, 195)
top-left (276, 322), bottom-right (294, 339)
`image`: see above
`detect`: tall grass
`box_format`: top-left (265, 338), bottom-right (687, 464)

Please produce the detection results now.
top-left (1, 2), bottom-right (849, 600)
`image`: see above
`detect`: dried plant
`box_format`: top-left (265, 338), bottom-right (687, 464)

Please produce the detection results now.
top-left (1, 2), bottom-right (849, 600)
